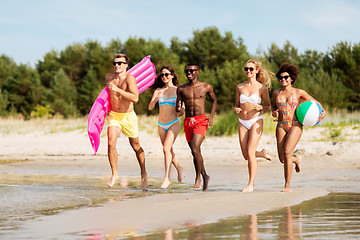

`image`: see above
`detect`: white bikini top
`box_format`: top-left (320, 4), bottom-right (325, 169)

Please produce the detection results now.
top-left (240, 94), bottom-right (261, 104)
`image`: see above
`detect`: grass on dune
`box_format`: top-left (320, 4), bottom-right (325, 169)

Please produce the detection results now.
top-left (0, 114), bottom-right (160, 136)
top-left (208, 109), bottom-right (360, 137)
top-left (319, 109), bottom-right (360, 127)
top-left (207, 111), bottom-right (276, 136)
top-left (1, 110), bottom-right (359, 138)
top-left (0, 116), bottom-right (87, 135)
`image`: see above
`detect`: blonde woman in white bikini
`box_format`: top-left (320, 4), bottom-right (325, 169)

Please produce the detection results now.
top-left (149, 66), bottom-right (183, 189)
top-left (234, 59), bottom-right (272, 192)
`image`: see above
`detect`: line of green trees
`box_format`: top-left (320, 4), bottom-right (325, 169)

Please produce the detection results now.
top-left (0, 26), bottom-right (359, 119)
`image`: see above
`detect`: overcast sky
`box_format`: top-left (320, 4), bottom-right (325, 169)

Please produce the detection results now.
top-left (1, 0), bottom-right (359, 66)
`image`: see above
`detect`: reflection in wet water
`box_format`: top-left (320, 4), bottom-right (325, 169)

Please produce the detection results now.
top-left (138, 193), bottom-right (360, 240)
top-left (2, 170), bottom-right (360, 240)
top-left (0, 173), bottom-right (189, 238)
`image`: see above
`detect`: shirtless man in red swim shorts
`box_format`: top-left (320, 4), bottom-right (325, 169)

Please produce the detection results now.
top-left (176, 63), bottom-right (217, 191)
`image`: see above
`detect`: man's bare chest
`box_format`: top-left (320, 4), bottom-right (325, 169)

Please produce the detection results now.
top-left (110, 78), bottom-right (127, 90)
top-left (183, 89), bottom-right (207, 100)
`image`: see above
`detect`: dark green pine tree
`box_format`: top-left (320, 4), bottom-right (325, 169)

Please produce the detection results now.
top-left (50, 69), bottom-right (78, 117)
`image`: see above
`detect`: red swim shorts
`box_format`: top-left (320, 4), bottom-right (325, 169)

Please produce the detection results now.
top-left (183, 114), bottom-right (209, 142)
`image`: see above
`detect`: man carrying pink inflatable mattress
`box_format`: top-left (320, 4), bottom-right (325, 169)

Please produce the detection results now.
top-left (105, 53), bottom-right (148, 190)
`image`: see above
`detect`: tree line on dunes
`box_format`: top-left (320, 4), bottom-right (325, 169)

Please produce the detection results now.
top-left (0, 26), bottom-right (359, 119)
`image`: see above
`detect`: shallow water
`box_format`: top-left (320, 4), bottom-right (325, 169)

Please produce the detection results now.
top-left (0, 173), bottom-right (189, 237)
top-left (137, 192), bottom-right (360, 240)
top-left (1, 164), bottom-right (360, 239)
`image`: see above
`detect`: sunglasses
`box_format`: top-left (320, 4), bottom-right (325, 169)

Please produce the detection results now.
top-left (113, 61), bottom-right (126, 66)
top-left (184, 69), bottom-right (198, 74)
top-left (160, 73), bottom-right (171, 78)
top-left (278, 75), bottom-right (290, 80)
top-left (244, 67), bottom-right (255, 72)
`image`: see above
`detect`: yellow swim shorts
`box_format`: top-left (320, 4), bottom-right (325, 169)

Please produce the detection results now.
top-left (107, 111), bottom-right (139, 138)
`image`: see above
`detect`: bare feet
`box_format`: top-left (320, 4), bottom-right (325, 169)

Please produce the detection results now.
top-left (141, 174), bottom-right (148, 191)
top-left (282, 187), bottom-right (291, 192)
top-left (107, 175), bottom-right (118, 188)
top-left (177, 166), bottom-right (183, 183)
top-left (294, 156), bottom-right (301, 173)
top-left (261, 149), bottom-right (272, 161)
top-left (161, 178), bottom-right (171, 189)
top-left (119, 176), bottom-right (128, 188)
top-left (193, 178), bottom-right (201, 190)
top-left (202, 175), bottom-right (210, 191)
top-left (242, 185), bottom-right (254, 192)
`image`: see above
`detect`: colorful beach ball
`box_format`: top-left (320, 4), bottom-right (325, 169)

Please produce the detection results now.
top-left (296, 101), bottom-right (323, 127)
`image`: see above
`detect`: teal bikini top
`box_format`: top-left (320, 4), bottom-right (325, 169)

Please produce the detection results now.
top-left (159, 97), bottom-right (176, 106)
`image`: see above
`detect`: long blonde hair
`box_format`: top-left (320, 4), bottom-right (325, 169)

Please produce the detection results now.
top-left (246, 59), bottom-right (273, 89)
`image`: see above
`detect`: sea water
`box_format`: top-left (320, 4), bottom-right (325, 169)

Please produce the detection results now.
top-left (141, 192), bottom-right (360, 240)
top-left (1, 170), bottom-right (360, 239)
top-left (0, 173), bottom-right (188, 238)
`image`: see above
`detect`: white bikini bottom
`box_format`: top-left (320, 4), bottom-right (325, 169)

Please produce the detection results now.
top-left (238, 115), bottom-right (263, 130)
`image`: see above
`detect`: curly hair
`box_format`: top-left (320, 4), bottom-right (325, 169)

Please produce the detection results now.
top-left (246, 59), bottom-right (273, 89)
top-left (275, 62), bottom-right (300, 84)
top-left (150, 65), bottom-right (179, 90)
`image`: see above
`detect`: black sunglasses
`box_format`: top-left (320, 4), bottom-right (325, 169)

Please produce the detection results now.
top-left (278, 75), bottom-right (290, 80)
top-left (184, 69), bottom-right (198, 74)
top-left (160, 73), bottom-right (171, 78)
top-left (244, 67), bottom-right (255, 72)
top-left (113, 61), bottom-right (126, 66)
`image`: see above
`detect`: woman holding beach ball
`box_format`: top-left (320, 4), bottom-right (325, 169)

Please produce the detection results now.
top-left (234, 59), bottom-right (273, 192)
top-left (148, 65), bottom-right (183, 189)
top-left (272, 62), bottom-right (326, 192)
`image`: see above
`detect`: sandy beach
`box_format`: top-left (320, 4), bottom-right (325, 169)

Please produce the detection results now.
top-left (0, 117), bottom-right (359, 238)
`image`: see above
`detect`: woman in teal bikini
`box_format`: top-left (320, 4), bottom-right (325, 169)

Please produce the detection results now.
top-left (272, 62), bottom-right (325, 192)
top-left (149, 66), bottom-right (183, 188)
top-left (234, 59), bottom-right (273, 192)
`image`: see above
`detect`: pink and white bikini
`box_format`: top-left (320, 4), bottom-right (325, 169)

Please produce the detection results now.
top-left (276, 92), bottom-right (299, 132)
top-left (238, 94), bottom-right (263, 130)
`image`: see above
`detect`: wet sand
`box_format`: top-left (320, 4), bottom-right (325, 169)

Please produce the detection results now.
top-left (15, 189), bottom-right (328, 238)
top-left (0, 120), bottom-right (359, 238)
